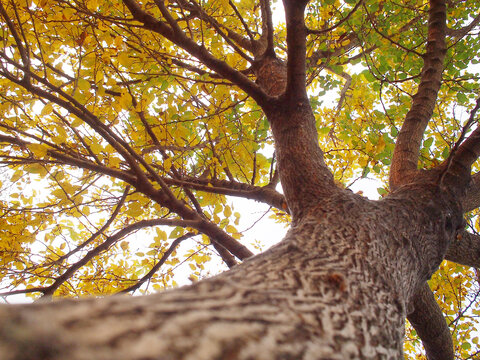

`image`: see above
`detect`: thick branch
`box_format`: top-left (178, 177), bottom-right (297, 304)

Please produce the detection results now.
top-left (282, 0), bottom-right (309, 101)
top-left (162, 177), bottom-right (287, 212)
top-left (390, 0), bottom-right (447, 188)
top-left (463, 172), bottom-right (480, 212)
top-left (407, 282), bottom-right (454, 360)
top-left (445, 230), bottom-right (480, 269)
top-left (260, 0), bottom-right (275, 57)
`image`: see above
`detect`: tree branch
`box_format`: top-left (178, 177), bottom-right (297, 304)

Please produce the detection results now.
top-left (41, 219), bottom-right (201, 298)
top-left (121, 0), bottom-right (271, 107)
top-left (439, 97), bottom-right (480, 190)
top-left (118, 232), bottom-right (195, 294)
top-left (260, 0), bottom-right (275, 57)
top-left (52, 186), bottom-right (131, 265)
top-left (162, 176), bottom-right (288, 212)
top-left (390, 0), bottom-right (447, 188)
top-left (445, 230), bottom-right (480, 269)
top-left (463, 172), bottom-right (480, 213)
top-left (407, 282), bottom-right (454, 360)
top-left (282, 0), bottom-right (309, 101)
top-left (446, 11), bottom-right (480, 40)
top-left (307, 0), bottom-right (364, 35)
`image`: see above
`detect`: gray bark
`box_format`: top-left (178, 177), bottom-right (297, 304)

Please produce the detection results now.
top-left (0, 185), bottom-right (463, 360)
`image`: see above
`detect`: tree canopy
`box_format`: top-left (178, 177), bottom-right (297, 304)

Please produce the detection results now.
top-left (1, 0), bottom-right (480, 357)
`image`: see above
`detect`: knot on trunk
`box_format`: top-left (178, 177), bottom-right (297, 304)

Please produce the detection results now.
top-left (253, 57), bottom-right (287, 97)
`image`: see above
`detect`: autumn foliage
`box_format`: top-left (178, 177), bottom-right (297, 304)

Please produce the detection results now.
top-left (0, 0), bottom-right (479, 357)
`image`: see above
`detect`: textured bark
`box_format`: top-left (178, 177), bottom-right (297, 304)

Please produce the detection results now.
top-left (0, 0), bottom-right (473, 359)
top-left (0, 185), bottom-right (464, 360)
top-left (445, 230), bottom-right (480, 268)
top-left (390, 0), bottom-right (447, 187)
top-left (408, 284), bottom-right (454, 360)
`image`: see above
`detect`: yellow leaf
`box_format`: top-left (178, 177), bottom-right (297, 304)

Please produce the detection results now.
top-left (10, 170), bottom-right (23, 183)
top-left (226, 225), bottom-right (237, 234)
top-left (41, 103), bottom-right (53, 116)
top-left (163, 158), bottom-right (172, 172)
top-left (77, 79), bottom-right (90, 91)
top-left (27, 143), bottom-right (48, 157)
top-left (224, 205), bottom-right (232, 217)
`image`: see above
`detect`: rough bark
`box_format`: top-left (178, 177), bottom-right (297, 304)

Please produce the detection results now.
top-left (0, 0), bottom-right (474, 359)
top-left (0, 183), bottom-right (464, 360)
top-left (390, 0), bottom-right (447, 187)
top-left (407, 283), bottom-right (454, 360)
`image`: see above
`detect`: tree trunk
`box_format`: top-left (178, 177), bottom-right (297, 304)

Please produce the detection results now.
top-left (0, 185), bottom-right (463, 360)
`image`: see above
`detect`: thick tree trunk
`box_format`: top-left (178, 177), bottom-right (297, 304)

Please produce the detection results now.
top-left (0, 186), bottom-right (463, 360)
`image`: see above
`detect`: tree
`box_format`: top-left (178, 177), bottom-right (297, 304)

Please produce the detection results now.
top-left (0, 0), bottom-right (480, 358)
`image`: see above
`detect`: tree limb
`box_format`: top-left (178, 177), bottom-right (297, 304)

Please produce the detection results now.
top-left (41, 219), bottom-right (201, 298)
top-left (282, 0), bottom-right (309, 101)
top-left (446, 11), bottom-right (480, 40)
top-left (445, 230), bottom-right (480, 269)
top-left (463, 172), bottom-right (480, 213)
top-left (439, 97), bottom-right (480, 190)
top-left (407, 282), bottom-right (454, 360)
top-left (390, 0), bottom-right (447, 188)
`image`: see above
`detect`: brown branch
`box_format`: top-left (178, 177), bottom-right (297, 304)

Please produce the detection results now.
top-left (228, 0), bottom-right (255, 45)
top-left (439, 97), bottom-right (480, 190)
top-left (211, 240), bottom-right (237, 269)
top-left (0, 1), bottom-right (30, 80)
top-left (259, 0), bottom-right (275, 57)
top-left (0, 134), bottom-right (136, 184)
top-left (41, 218), bottom-right (201, 298)
top-left (53, 186), bottom-right (131, 265)
top-left (121, 0), bottom-right (270, 107)
top-left (307, 0), bottom-right (364, 35)
top-left (407, 282), bottom-right (454, 360)
top-left (174, 0), bottom-right (254, 63)
top-left (445, 230), bottom-right (480, 269)
top-left (162, 176), bottom-right (288, 212)
top-left (283, 0), bottom-right (310, 101)
top-left (390, 0), bottom-right (447, 188)
top-left (446, 11), bottom-right (480, 40)
top-left (118, 232), bottom-right (195, 294)
top-left (363, 3), bottom-right (422, 57)
top-left (463, 172), bottom-right (480, 213)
